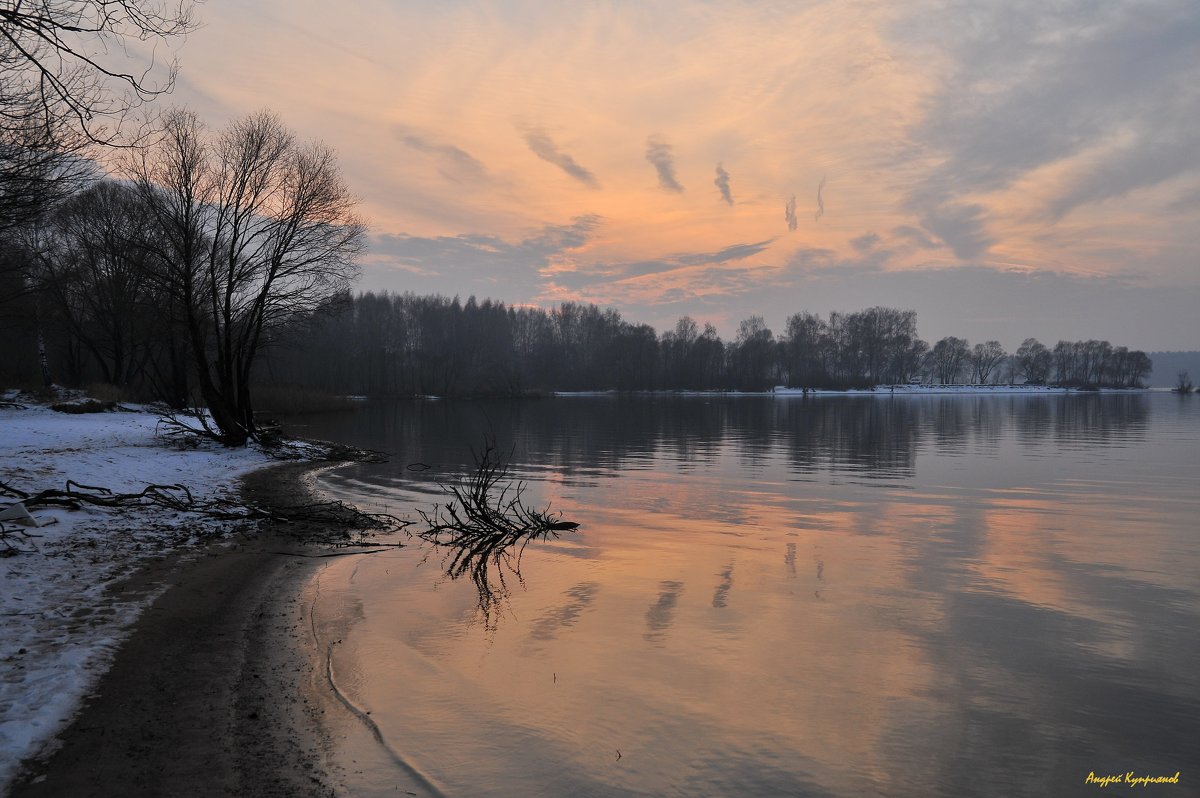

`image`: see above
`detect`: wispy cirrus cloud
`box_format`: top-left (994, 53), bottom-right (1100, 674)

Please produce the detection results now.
top-left (646, 136), bottom-right (683, 193)
top-left (540, 239), bottom-right (775, 298)
top-left (367, 215), bottom-right (602, 295)
top-left (394, 127), bottom-right (489, 183)
top-left (714, 163), bottom-right (733, 205)
top-left (523, 129), bottom-right (600, 189)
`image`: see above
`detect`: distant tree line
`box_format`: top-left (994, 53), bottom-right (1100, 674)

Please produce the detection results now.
top-left (3, 233), bottom-right (1155, 404)
top-left (249, 293), bottom-right (1153, 396)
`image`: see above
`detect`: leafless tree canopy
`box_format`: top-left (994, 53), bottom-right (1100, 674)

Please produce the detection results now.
top-left (1, 0), bottom-right (195, 143)
top-left (127, 109), bottom-right (365, 444)
top-left (0, 126), bottom-right (91, 242)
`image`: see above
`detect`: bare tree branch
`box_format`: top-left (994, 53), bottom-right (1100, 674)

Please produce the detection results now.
top-left (1, 0), bottom-right (196, 145)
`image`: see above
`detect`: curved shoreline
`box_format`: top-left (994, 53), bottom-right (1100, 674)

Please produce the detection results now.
top-left (9, 462), bottom-right (342, 797)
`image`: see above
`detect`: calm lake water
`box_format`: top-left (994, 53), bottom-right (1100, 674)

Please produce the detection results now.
top-left (287, 393), bottom-right (1200, 797)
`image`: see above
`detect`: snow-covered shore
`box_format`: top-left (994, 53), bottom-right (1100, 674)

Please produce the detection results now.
top-left (0, 396), bottom-right (280, 791)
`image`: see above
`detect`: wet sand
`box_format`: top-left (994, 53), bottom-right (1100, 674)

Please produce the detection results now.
top-left (9, 463), bottom-right (345, 797)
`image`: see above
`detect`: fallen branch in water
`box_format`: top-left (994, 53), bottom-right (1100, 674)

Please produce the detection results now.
top-left (417, 437), bottom-right (579, 624)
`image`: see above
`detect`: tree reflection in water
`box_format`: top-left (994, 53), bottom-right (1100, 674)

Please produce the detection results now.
top-left (417, 438), bottom-right (579, 627)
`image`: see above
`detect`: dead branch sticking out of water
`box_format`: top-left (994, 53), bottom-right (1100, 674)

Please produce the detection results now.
top-left (417, 438), bottom-right (578, 624)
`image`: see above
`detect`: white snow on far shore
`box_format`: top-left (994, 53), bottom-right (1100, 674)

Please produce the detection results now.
top-left (772, 384), bottom-right (1149, 395)
top-left (553, 385), bottom-right (1151, 397)
top-left (0, 398), bottom-right (278, 791)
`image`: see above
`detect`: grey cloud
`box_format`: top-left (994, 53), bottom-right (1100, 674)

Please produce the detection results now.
top-left (714, 163), bottom-right (733, 205)
top-left (523, 130), bottom-right (600, 188)
top-left (919, 201), bottom-right (992, 261)
top-left (524, 213), bottom-right (602, 252)
top-left (892, 225), bottom-right (939, 249)
top-left (1166, 184), bottom-right (1200, 212)
top-left (787, 247), bottom-right (837, 268)
top-left (369, 214), bottom-right (601, 294)
top-left (814, 176), bottom-right (826, 222)
top-left (395, 127), bottom-right (488, 183)
top-left (552, 239), bottom-right (774, 288)
top-left (785, 246), bottom-right (889, 277)
top-left (785, 195), bottom-right (798, 231)
top-left (646, 136), bottom-right (683, 192)
top-left (850, 232), bottom-right (880, 252)
top-left (677, 239), bottom-right (774, 266)
top-left (900, 2), bottom-right (1200, 243)
top-left (1047, 130), bottom-right (1200, 221)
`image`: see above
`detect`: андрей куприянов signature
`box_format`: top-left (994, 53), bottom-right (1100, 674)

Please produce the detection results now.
top-left (1086, 771), bottom-right (1182, 788)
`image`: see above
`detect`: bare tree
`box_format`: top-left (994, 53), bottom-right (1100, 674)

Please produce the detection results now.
top-left (782, 311), bottom-right (827, 388)
top-left (1, 0), bottom-right (196, 144)
top-left (29, 179), bottom-right (159, 386)
top-left (1015, 337), bottom-right (1051, 384)
top-left (970, 340), bottom-right (1006, 384)
top-left (929, 336), bottom-right (969, 384)
top-left (130, 109), bottom-right (365, 444)
top-left (0, 117), bottom-right (94, 241)
top-left (731, 314), bottom-right (775, 390)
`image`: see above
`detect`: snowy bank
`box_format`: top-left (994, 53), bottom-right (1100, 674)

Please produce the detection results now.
top-left (0, 398), bottom-right (280, 791)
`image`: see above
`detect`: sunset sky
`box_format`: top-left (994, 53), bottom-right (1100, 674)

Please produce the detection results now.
top-left (164, 0), bottom-right (1198, 350)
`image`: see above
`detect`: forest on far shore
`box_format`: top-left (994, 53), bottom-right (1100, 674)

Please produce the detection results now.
top-left (2, 236), bottom-right (1156, 401)
top-left (253, 292), bottom-right (1153, 396)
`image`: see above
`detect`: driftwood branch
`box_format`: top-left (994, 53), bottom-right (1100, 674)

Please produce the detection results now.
top-left (0, 478), bottom-right (411, 549)
top-left (0, 521), bottom-right (41, 557)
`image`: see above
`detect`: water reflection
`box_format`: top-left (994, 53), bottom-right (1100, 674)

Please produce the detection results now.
top-left (711, 565), bottom-right (734, 608)
top-left (527, 582), bottom-right (600, 644)
top-left (292, 393), bottom-right (1197, 798)
top-left (644, 581), bottom-right (685, 643)
top-left (291, 394), bottom-right (1152, 494)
